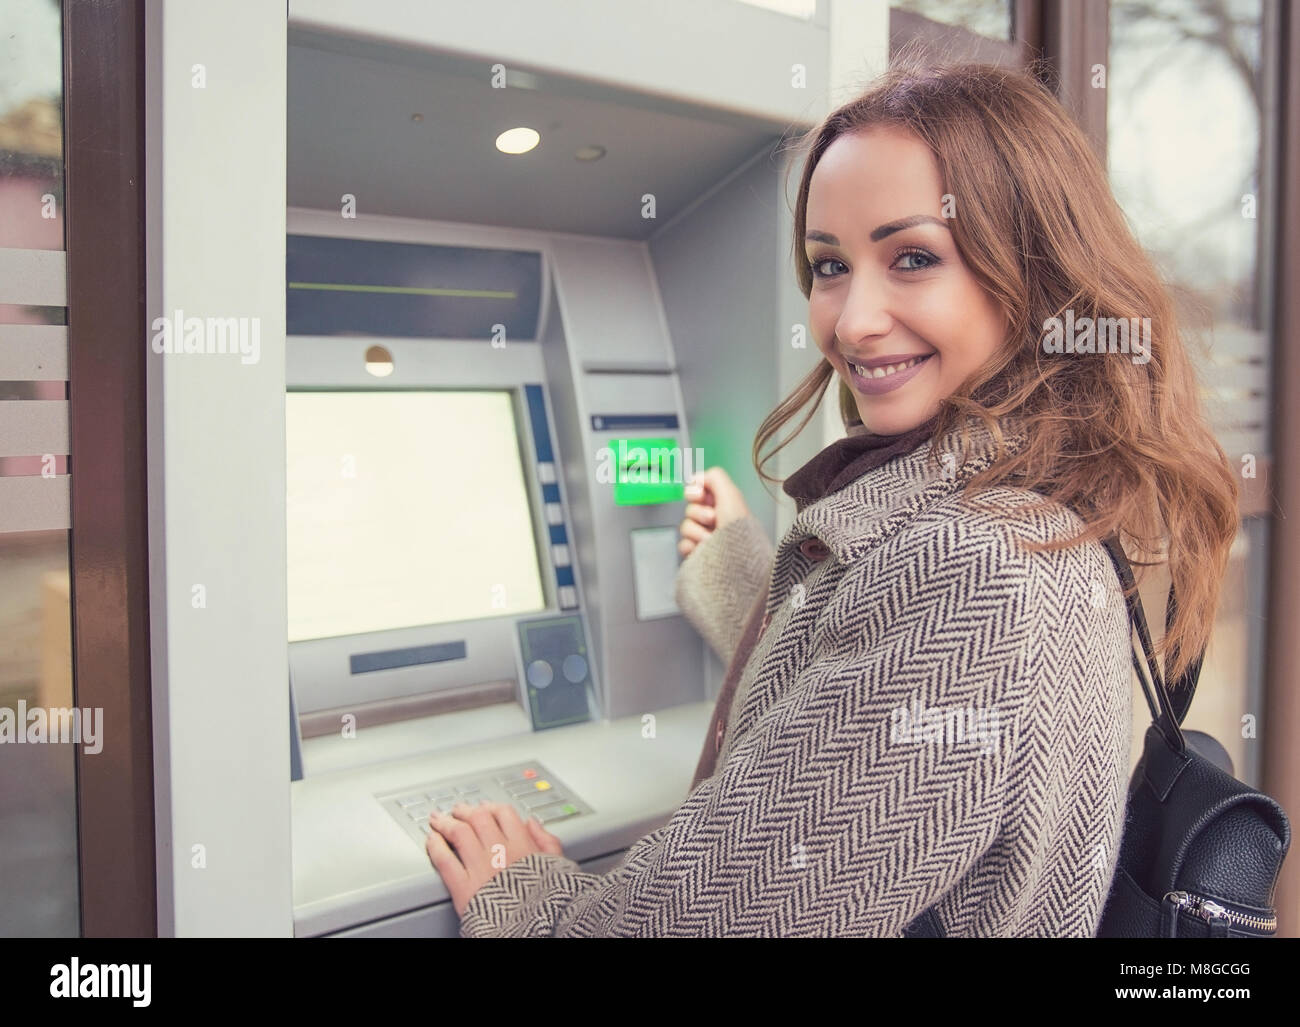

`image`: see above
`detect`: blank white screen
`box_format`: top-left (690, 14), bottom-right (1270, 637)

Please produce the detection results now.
top-left (286, 390), bottom-right (546, 642)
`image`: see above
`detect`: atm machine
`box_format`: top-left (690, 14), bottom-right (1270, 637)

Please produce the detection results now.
top-left (288, 213), bottom-right (726, 936)
top-left (283, 21), bottom-right (814, 937)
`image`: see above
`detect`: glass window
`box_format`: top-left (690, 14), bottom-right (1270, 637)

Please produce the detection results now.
top-left (0, 0), bottom-right (77, 936)
top-left (1108, 0), bottom-right (1273, 786)
top-left (891, 0), bottom-right (1013, 41)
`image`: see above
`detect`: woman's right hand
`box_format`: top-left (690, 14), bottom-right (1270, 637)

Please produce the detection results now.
top-left (679, 467), bottom-right (751, 558)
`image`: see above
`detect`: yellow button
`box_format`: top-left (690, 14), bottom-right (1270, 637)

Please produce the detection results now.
top-left (535, 780), bottom-right (551, 790)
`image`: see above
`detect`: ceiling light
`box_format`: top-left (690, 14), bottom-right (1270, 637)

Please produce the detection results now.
top-left (496, 127), bottom-right (540, 154)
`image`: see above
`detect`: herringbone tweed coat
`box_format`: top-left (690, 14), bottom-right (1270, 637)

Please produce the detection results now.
top-left (458, 416), bottom-right (1132, 937)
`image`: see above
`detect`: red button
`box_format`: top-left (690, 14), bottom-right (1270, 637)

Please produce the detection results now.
top-left (714, 718), bottom-right (726, 753)
top-left (523, 768), bottom-right (537, 779)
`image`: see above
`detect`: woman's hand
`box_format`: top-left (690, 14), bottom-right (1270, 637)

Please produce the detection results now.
top-left (426, 800), bottom-right (566, 917)
top-left (679, 467), bottom-right (751, 558)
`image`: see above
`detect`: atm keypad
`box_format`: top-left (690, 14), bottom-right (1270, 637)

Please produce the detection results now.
top-left (377, 760), bottom-right (593, 847)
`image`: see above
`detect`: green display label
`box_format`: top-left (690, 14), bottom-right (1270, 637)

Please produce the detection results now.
top-left (602, 437), bottom-right (691, 505)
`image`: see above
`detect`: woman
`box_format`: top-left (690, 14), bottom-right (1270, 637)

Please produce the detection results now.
top-left (426, 59), bottom-right (1239, 937)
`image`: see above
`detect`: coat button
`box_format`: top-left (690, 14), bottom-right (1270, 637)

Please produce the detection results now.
top-left (714, 717), bottom-right (726, 753)
top-left (799, 538), bottom-right (830, 561)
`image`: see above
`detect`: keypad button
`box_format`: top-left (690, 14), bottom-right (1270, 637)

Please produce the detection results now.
top-left (562, 653), bottom-right (588, 683)
top-left (536, 804), bottom-right (579, 823)
top-left (526, 660), bottom-right (554, 688)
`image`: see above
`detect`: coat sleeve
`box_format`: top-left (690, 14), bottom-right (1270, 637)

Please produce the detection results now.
top-left (672, 514), bottom-right (775, 666)
top-left (459, 519), bottom-right (1044, 937)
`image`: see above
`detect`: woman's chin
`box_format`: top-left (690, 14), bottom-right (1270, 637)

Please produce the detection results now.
top-left (854, 402), bottom-right (935, 437)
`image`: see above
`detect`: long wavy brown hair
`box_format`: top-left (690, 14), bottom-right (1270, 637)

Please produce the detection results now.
top-left (755, 56), bottom-right (1240, 687)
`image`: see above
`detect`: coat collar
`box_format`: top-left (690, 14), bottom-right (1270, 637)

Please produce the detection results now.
top-left (778, 413), bottom-right (1030, 569)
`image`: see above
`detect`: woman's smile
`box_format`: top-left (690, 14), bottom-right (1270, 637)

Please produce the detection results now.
top-left (845, 352), bottom-right (935, 395)
top-left (804, 125), bottom-right (1009, 435)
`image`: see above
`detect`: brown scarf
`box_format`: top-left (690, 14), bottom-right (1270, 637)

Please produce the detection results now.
top-left (688, 413), bottom-right (941, 790)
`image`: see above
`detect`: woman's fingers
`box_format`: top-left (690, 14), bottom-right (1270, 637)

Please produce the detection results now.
top-left (486, 801), bottom-right (532, 854)
top-left (433, 802), bottom-right (503, 876)
top-left (526, 816), bottom-right (566, 856)
top-left (678, 517), bottom-right (710, 544)
top-left (687, 468), bottom-right (750, 529)
top-left (683, 501), bottom-right (716, 526)
top-left (425, 825), bottom-right (472, 911)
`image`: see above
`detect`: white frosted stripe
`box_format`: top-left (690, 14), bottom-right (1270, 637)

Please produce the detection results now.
top-left (1216, 429), bottom-right (1268, 459)
top-left (0, 474), bottom-right (69, 533)
top-left (1205, 327), bottom-right (1267, 359)
top-left (1205, 363), bottom-right (1271, 391)
top-left (0, 248), bottom-right (67, 307)
top-left (0, 324), bottom-right (68, 379)
top-left (0, 400), bottom-right (69, 457)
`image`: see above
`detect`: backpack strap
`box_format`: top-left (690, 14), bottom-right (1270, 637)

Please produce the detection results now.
top-left (1097, 534), bottom-right (1204, 752)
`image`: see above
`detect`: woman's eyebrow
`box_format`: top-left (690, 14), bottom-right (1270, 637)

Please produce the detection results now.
top-left (804, 215), bottom-right (951, 247)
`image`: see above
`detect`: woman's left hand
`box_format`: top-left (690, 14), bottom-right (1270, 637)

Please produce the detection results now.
top-left (426, 800), bottom-right (566, 916)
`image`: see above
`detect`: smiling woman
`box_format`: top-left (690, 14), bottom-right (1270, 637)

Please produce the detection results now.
top-left (801, 129), bottom-right (1008, 435)
top-left (766, 55), bottom-right (1239, 689)
top-left (437, 55), bottom-right (1241, 938)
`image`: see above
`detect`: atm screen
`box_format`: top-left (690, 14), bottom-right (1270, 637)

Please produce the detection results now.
top-left (286, 389), bottom-right (546, 642)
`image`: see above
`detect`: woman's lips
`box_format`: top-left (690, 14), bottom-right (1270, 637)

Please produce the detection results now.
top-left (847, 353), bottom-right (933, 395)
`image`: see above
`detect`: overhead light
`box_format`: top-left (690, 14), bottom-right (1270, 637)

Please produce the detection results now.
top-left (575, 145), bottom-right (605, 161)
top-left (496, 127), bottom-right (540, 154)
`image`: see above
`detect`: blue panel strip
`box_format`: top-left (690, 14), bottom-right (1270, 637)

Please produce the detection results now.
top-left (555, 565), bottom-right (575, 587)
top-left (542, 483), bottom-right (561, 503)
top-left (590, 413), bottom-right (679, 431)
top-left (350, 640), bottom-right (467, 675)
top-left (548, 524), bottom-right (568, 545)
top-left (525, 384), bottom-right (554, 462)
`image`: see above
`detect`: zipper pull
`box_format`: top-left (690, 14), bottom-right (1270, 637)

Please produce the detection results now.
top-left (1162, 891), bottom-right (1188, 937)
top-left (1196, 898), bottom-right (1232, 937)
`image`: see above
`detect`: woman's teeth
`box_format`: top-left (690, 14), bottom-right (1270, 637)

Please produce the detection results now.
top-left (851, 355), bottom-right (928, 379)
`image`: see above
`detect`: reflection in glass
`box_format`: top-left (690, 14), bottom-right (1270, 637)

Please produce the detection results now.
top-left (1108, 0), bottom-right (1271, 787)
top-left (0, 0), bottom-right (77, 936)
top-left (891, 0), bottom-right (1013, 41)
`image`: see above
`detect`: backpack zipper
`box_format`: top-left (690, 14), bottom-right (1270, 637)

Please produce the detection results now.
top-left (1163, 890), bottom-right (1276, 933)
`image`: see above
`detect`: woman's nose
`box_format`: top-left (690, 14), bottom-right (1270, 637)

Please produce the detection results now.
top-left (836, 274), bottom-right (893, 345)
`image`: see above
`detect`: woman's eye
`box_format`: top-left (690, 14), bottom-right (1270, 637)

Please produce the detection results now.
top-left (808, 258), bottom-right (845, 279)
top-left (895, 248), bottom-right (938, 272)
top-left (808, 249), bottom-right (938, 279)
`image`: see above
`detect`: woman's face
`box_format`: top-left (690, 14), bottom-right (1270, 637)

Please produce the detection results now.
top-left (804, 126), bottom-right (1009, 436)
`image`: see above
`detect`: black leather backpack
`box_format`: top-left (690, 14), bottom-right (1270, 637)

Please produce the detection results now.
top-left (903, 533), bottom-right (1291, 938)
